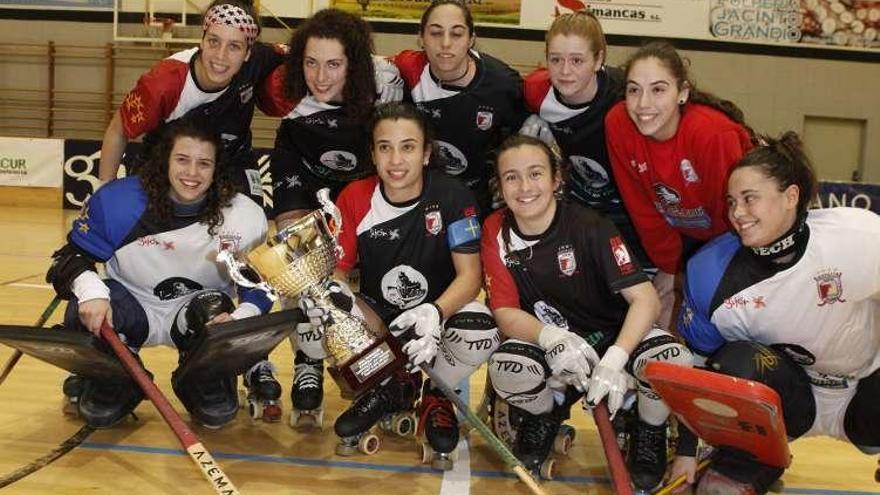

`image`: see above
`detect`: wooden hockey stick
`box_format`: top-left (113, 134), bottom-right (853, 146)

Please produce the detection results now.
top-left (592, 402), bottom-right (634, 495)
top-left (0, 296), bottom-right (61, 386)
top-left (99, 322), bottom-right (240, 495)
top-left (419, 364), bottom-right (548, 495)
top-left (654, 458), bottom-right (710, 495)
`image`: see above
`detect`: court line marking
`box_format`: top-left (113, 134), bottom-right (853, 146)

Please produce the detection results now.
top-left (73, 442), bottom-right (880, 494)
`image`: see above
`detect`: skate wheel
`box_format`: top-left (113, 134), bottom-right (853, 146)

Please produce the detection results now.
top-left (335, 442), bottom-right (358, 456)
top-left (420, 443), bottom-right (434, 464)
top-left (262, 403), bottom-right (282, 423)
top-left (768, 479), bottom-right (785, 493)
top-left (553, 425), bottom-right (575, 455)
top-left (62, 398), bottom-right (80, 417)
top-left (392, 412), bottom-right (416, 437)
top-left (248, 400), bottom-right (262, 420)
top-left (358, 433), bottom-right (381, 455)
top-left (431, 454), bottom-right (453, 471)
top-left (539, 458), bottom-right (555, 480)
top-left (289, 409), bottom-right (301, 428)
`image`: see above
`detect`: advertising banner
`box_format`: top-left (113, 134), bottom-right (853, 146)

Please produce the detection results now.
top-left (0, 136), bottom-right (63, 188)
top-left (330, 0), bottom-right (522, 25)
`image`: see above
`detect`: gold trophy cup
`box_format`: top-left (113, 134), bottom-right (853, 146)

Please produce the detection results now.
top-left (218, 189), bottom-right (406, 398)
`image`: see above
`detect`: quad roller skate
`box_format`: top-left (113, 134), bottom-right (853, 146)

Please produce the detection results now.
top-left (62, 374), bottom-right (84, 417)
top-left (418, 380), bottom-right (459, 471)
top-left (243, 361), bottom-right (282, 422)
top-left (490, 396), bottom-right (574, 480)
top-left (289, 353), bottom-right (324, 429)
top-left (334, 371), bottom-right (420, 456)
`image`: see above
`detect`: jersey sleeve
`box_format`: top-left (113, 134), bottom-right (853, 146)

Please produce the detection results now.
top-left (588, 214), bottom-right (650, 293)
top-left (444, 179), bottom-right (481, 254)
top-left (522, 68), bottom-right (550, 114)
top-left (391, 50), bottom-right (427, 91)
top-left (335, 181), bottom-right (367, 272)
top-left (678, 235), bottom-right (740, 356)
top-left (694, 127), bottom-right (750, 236)
top-left (480, 212), bottom-right (521, 311)
top-left (119, 60), bottom-right (188, 139)
top-left (69, 179), bottom-right (146, 261)
top-left (605, 104), bottom-right (683, 273)
top-left (256, 64), bottom-right (297, 117)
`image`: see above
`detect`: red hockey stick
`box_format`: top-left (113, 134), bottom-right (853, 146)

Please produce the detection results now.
top-left (592, 402), bottom-right (633, 495)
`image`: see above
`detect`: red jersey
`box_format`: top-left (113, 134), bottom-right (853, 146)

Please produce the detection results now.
top-left (605, 102), bottom-right (752, 273)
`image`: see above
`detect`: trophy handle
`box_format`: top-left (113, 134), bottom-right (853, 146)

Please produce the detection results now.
top-left (316, 187), bottom-right (342, 239)
top-left (216, 246), bottom-right (279, 301)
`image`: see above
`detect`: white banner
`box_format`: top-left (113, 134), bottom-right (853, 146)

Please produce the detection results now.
top-left (0, 137), bottom-right (64, 188)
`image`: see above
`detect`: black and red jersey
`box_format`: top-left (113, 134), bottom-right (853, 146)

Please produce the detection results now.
top-left (336, 170), bottom-right (481, 323)
top-left (393, 49), bottom-right (527, 210)
top-left (481, 200), bottom-right (648, 352)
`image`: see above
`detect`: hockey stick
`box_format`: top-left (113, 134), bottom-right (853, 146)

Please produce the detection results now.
top-left (592, 402), bottom-right (634, 495)
top-left (0, 296), bottom-right (61, 386)
top-left (99, 322), bottom-right (240, 495)
top-left (419, 364), bottom-right (548, 495)
top-left (653, 458), bottom-right (710, 495)
top-left (0, 424), bottom-right (94, 488)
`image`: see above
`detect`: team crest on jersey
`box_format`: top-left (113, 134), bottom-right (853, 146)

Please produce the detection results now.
top-left (239, 84), bottom-right (254, 105)
top-left (425, 209), bottom-right (443, 235)
top-left (680, 159), bottom-right (699, 183)
top-left (814, 270), bottom-right (847, 306)
top-left (610, 236), bottom-right (635, 275)
top-left (533, 301), bottom-right (569, 329)
top-left (557, 245), bottom-right (576, 276)
top-left (382, 265), bottom-right (428, 309)
top-left (476, 110), bottom-right (494, 131)
top-left (320, 151), bottom-right (357, 171)
top-left (219, 231), bottom-right (242, 253)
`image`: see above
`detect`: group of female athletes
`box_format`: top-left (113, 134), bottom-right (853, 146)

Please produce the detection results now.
top-left (50, 0), bottom-right (880, 493)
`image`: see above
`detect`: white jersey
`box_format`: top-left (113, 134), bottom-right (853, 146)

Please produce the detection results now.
top-left (70, 177), bottom-right (269, 346)
top-left (681, 207), bottom-right (880, 438)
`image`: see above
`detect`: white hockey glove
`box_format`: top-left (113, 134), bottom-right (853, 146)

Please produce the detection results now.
top-left (538, 325), bottom-right (599, 393)
top-left (518, 114), bottom-right (557, 147)
top-left (373, 55), bottom-right (404, 105)
top-left (389, 302), bottom-right (443, 367)
top-left (297, 279), bottom-right (354, 326)
top-left (585, 345), bottom-right (632, 419)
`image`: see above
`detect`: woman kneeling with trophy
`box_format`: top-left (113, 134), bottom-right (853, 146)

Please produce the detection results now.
top-left (317, 102), bottom-right (499, 468)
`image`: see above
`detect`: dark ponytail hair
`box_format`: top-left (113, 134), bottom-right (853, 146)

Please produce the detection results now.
top-left (623, 40), bottom-right (754, 139)
top-left (733, 131), bottom-right (817, 215)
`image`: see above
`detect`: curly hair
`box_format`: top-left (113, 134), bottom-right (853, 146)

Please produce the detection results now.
top-left (139, 122), bottom-right (236, 236)
top-left (285, 8), bottom-right (376, 123)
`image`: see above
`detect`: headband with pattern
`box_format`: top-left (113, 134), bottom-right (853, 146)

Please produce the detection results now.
top-left (203, 4), bottom-right (258, 46)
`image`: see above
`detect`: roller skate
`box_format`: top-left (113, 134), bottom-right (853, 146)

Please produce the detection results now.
top-left (628, 420), bottom-right (667, 492)
top-left (334, 371), bottom-right (420, 456)
top-left (515, 410), bottom-right (563, 480)
top-left (62, 374), bottom-right (84, 417)
top-left (77, 375), bottom-right (145, 429)
top-left (289, 353), bottom-right (324, 429)
top-left (243, 360), bottom-right (282, 422)
top-left (418, 380), bottom-right (459, 471)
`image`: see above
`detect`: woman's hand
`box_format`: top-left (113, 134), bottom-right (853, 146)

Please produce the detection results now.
top-left (78, 298), bottom-right (112, 336)
top-left (667, 455), bottom-right (698, 493)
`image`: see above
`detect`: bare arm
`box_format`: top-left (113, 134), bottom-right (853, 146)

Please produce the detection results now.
top-left (98, 111), bottom-right (129, 183)
top-left (434, 251), bottom-right (481, 320)
top-left (614, 280), bottom-right (661, 353)
top-left (493, 306), bottom-right (545, 344)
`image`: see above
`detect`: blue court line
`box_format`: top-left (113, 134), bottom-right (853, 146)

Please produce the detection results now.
top-left (75, 442), bottom-right (880, 493)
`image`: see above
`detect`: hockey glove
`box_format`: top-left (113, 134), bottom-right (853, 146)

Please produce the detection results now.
top-left (539, 324), bottom-right (599, 393)
top-left (389, 302), bottom-right (443, 367)
top-left (585, 344), bottom-right (632, 419)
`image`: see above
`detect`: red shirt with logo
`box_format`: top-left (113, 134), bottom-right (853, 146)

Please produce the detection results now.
top-left (605, 102), bottom-right (752, 273)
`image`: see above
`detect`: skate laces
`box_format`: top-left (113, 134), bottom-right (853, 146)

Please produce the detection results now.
top-left (422, 390), bottom-right (455, 429)
top-left (293, 362), bottom-right (322, 390)
top-left (247, 361), bottom-right (277, 386)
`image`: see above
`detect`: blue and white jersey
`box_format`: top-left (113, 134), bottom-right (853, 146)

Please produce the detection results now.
top-left (679, 207), bottom-right (880, 386)
top-left (70, 177), bottom-right (270, 346)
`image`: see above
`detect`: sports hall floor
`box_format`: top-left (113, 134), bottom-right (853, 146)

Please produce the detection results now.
top-left (0, 202), bottom-right (877, 494)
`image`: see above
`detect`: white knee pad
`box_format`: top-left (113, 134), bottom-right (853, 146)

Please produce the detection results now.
top-left (292, 322), bottom-right (328, 360)
top-left (488, 339), bottom-right (556, 416)
top-left (630, 327), bottom-right (693, 425)
top-left (430, 301), bottom-right (501, 387)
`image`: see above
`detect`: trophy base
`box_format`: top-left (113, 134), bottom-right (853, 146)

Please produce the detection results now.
top-left (328, 335), bottom-right (408, 400)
